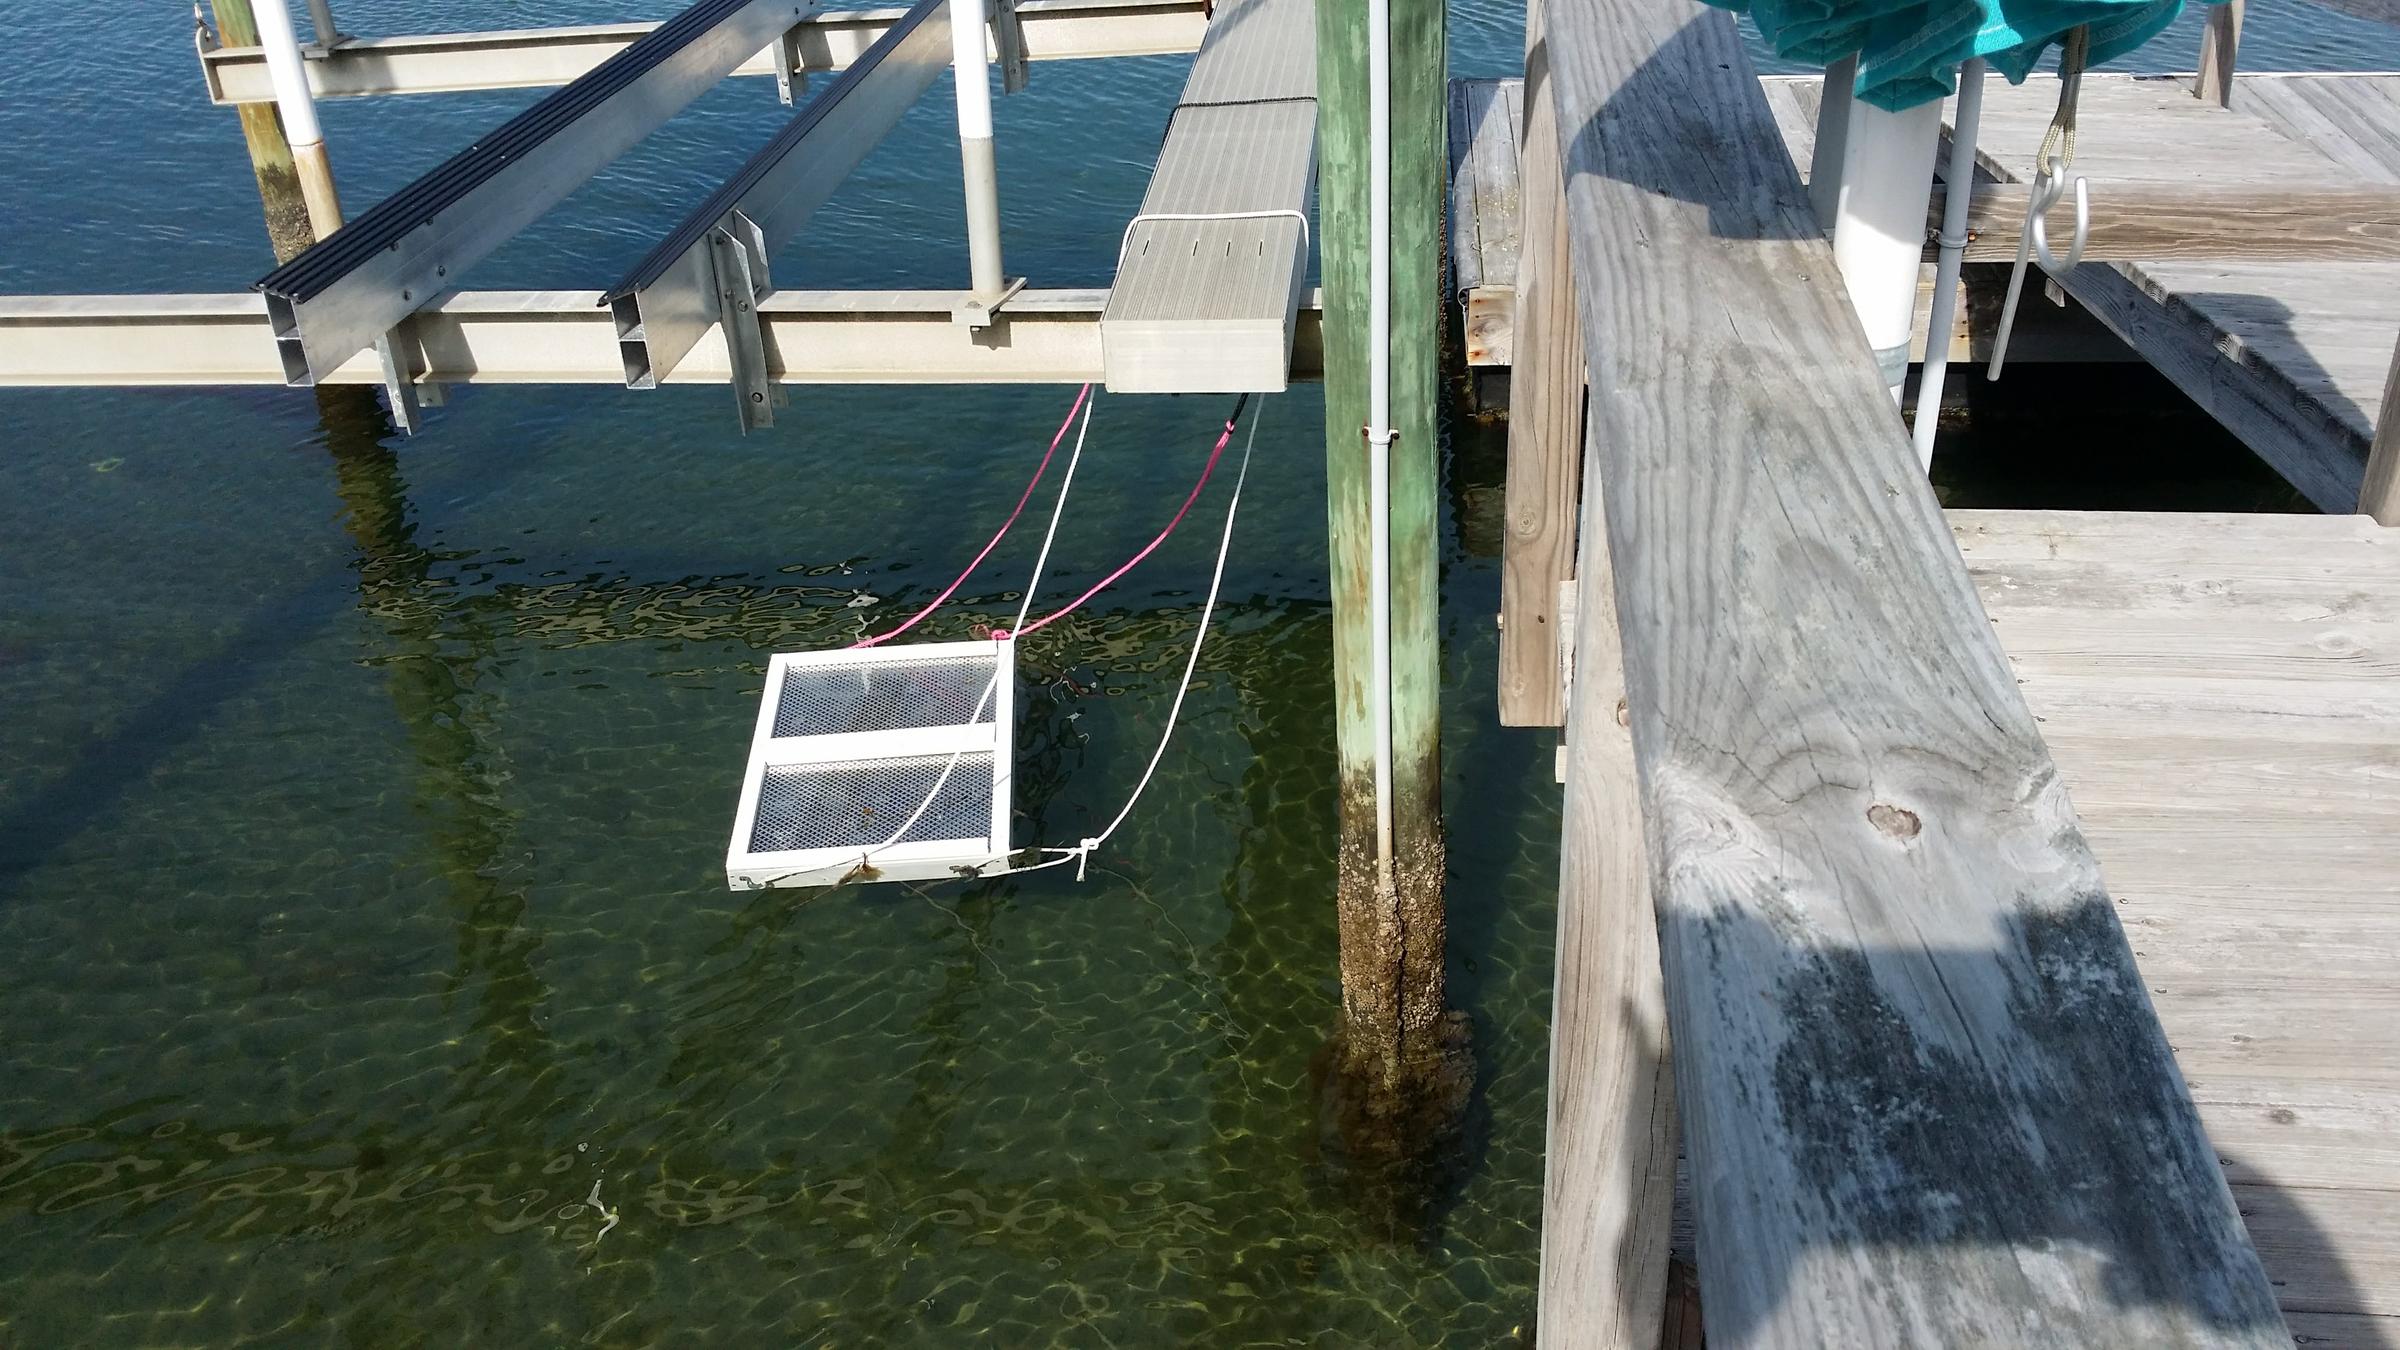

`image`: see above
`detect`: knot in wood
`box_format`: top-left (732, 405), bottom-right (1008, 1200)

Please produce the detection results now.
top-left (1866, 802), bottom-right (1922, 841)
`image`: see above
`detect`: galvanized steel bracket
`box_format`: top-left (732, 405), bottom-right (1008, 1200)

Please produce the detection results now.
top-left (709, 210), bottom-right (784, 433)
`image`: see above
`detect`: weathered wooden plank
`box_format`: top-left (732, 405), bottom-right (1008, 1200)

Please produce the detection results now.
top-left (1543, 0), bottom-right (2287, 1342)
top-left (1531, 3), bottom-right (1677, 1343)
top-left (1949, 73), bottom-right (2400, 511)
top-left (2198, 0), bottom-right (2244, 108)
top-left (1447, 79), bottom-right (1486, 293)
top-left (2231, 1184), bottom-right (2400, 1317)
top-left (2365, 333), bottom-right (2400, 523)
top-left (2239, 75), bottom-right (2400, 180)
top-left (1944, 185), bottom-right (2400, 263)
top-left (1498, 24), bottom-right (1582, 729)
top-left (1953, 506), bottom-right (2400, 1323)
top-left (1540, 415), bottom-right (1678, 1350)
top-left (1448, 76), bottom-right (1524, 368)
top-left (2282, 1310), bottom-right (2400, 1349)
top-left (2188, 1081), bottom-right (2400, 1194)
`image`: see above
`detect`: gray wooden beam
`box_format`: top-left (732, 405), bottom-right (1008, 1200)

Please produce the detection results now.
top-left (1498, 10), bottom-right (1582, 730)
top-left (1947, 183), bottom-right (2400, 263)
top-left (1538, 0), bottom-right (2291, 1342)
top-left (2365, 332), bottom-right (2400, 524)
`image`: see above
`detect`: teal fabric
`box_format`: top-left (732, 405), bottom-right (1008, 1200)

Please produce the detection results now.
top-left (1707, 0), bottom-right (2215, 109)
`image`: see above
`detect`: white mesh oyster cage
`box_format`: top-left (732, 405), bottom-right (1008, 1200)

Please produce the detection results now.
top-left (726, 639), bottom-right (1014, 889)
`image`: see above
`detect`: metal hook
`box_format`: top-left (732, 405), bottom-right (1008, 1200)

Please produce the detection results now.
top-left (1987, 156), bottom-right (2091, 382)
top-left (2027, 154), bottom-right (2090, 271)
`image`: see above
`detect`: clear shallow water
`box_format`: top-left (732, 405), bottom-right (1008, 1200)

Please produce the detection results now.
top-left (0, 0), bottom-right (2388, 1344)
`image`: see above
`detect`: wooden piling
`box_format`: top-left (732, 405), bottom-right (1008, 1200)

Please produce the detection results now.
top-left (1315, 0), bottom-right (1449, 1080)
top-left (208, 0), bottom-right (316, 263)
top-left (2198, 0), bottom-right (2245, 108)
top-left (1496, 0), bottom-right (1582, 729)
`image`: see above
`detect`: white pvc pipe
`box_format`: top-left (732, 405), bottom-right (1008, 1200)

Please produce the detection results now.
top-left (1912, 58), bottom-right (1985, 470)
top-left (949, 0), bottom-right (1005, 297)
top-left (250, 0), bottom-right (344, 239)
top-left (305, 0), bottom-right (342, 47)
top-left (252, 0), bottom-right (324, 147)
top-left (1831, 95), bottom-right (1944, 403)
top-left (1809, 53), bottom-right (1859, 228)
top-left (1365, 0), bottom-right (1396, 884)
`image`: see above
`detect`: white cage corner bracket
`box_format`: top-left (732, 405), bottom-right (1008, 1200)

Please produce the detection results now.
top-left (726, 638), bottom-right (1014, 890)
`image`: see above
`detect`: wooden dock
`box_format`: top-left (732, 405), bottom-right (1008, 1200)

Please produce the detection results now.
top-left (1957, 507), bottom-right (2400, 1346)
top-left (1942, 71), bottom-right (2400, 513)
top-left (1503, 0), bottom-right (2400, 1342)
top-left (1452, 67), bottom-right (2400, 517)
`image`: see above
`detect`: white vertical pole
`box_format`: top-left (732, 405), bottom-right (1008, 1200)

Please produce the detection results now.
top-left (251, 0), bottom-right (343, 237)
top-left (1912, 59), bottom-right (1986, 469)
top-left (1831, 94), bottom-right (1943, 403)
top-left (949, 0), bottom-right (1005, 300)
top-left (303, 0), bottom-right (342, 47)
top-left (1810, 53), bottom-right (1859, 227)
top-left (1366, 0), bottom-right (1396, 885)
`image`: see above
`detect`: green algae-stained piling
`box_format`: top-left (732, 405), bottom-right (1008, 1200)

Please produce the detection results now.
top-left (1315, 0), bottom-right (1451, 1097)
top-left (206, 0), bottom-right (315, 263)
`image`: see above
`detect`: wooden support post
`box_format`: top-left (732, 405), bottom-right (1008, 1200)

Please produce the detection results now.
top-left (208, 0), bottom-right (315, 263)
top-left (2198, 0), bottom-right (2244, 108)
top-left (1497, 0), bottom-right (1582, 729)
top-left (1316, 0), bottom-right (1452, 1086)
top-left (1541, 0), bottom-right (2290, 1341)
top-left (1537, 383), bottom-right (1680, 1347)
top-left (2365, 330), bottom-right (2400, 525)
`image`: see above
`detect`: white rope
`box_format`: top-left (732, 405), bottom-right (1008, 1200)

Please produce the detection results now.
top-left (854, 393), bottom-right (1099, 864)
top-left (1115, 210), bottom-right (1312, 274)
top-left (991, 397), bottom-right (1262, 882)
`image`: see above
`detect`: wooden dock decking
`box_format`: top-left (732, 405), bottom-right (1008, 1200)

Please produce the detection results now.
top-left (1451, 67), bottom-right (2400, 513)
top-left (1956, 508), bottom-right (2400, 1346)
top-left (1942, 72), bottom-right (2400, 513)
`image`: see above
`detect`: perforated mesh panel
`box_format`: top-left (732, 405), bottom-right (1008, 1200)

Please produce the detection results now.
top-left (773, 658), bottom-right (994, 737)
top-left (749, 753), bottom-right (993, 854)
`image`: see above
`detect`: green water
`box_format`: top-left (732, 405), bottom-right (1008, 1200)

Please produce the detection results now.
top-left (7, 0), bottom-right (2400, 1343)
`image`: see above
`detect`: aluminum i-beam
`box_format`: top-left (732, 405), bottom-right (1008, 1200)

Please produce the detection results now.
top-left (196, 0), bottom-right (1204, 105)
top-left (0, 290), bottom-right (1326, 387)
top-left (605, 0), bottom-right (953, 428)
top-left (255, 0), bottom-right (813, 386)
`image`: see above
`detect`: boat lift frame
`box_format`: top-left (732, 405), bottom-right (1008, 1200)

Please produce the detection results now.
top-left (604, 0), bottom-right (958, 427)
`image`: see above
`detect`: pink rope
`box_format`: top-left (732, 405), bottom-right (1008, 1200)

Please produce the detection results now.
top-left (849, 383), bottom-right (1092, 649)
top-left (997, 404), bottom-right (1241, 641)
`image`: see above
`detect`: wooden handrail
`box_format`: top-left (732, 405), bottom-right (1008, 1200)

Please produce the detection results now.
top-left (1539, 0), bottom-right (2292, 1339)
top-left (1933, 183), bottom-right (2400, 262)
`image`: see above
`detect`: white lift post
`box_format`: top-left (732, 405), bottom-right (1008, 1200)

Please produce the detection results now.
top-left (1828, 81), bottom-right (1943, 404)
top-left (950, 0), bottom-right (1015, 325)
top-left (251, 0), bottom-right (345, 237)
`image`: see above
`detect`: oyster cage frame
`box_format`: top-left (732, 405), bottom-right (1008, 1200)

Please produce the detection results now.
top-left (726, 638), bottom-right (1014, 889)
